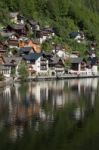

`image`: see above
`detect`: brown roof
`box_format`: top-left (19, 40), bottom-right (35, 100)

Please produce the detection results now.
top-left (0, 42), bottom-right (8, 50)
top-left (70, 57), bottom-right (83, 64)
top-left (7, 39), bottom-right (19, 46)
top-left (8, 24), bottom-right (25, 30)
top-left (27, 19), bottom-right (38, 26)
top-left (0, 31), bottom-right (15, 37)
top-left (3, 56), bottom-right (22, 65)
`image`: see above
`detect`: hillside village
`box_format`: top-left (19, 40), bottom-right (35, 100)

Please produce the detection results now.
top-left (0, 12), bottom-right (99, 81)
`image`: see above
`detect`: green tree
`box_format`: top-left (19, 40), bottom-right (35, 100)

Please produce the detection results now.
top-left (1, 0), bottom-right (99, 51)
top-left (18, 61), bottom-right (29, 81)
top-left (11, 67), bottom-right (16, 79)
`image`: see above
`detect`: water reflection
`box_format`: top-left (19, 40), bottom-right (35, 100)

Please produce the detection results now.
top-left (0, 78), bottom-right (98, 144)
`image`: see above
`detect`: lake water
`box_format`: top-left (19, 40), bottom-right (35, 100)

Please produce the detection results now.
top-left (0, 79), bottom-right (99, 150)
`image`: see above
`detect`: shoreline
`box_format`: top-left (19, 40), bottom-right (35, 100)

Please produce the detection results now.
top-left (0, 74), bottom-right (99, 86)
top-left (27, 73), bottom-right (99, 81)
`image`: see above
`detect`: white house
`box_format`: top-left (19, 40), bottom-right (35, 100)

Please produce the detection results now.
top-left (9, 12), bottom-right (24, 24)
top-left (23, 53), bottom-right (49, 75)
top-left (69, 31), bottom-right (85, 43)
top-left (10, 12), bottom-right (19, 24)
top-left (0, 56), bottom-right (22, 78)
top-left (56, 50), bottom-right (66, 59)
top-left (68, 57), bottom-right (98, 76)
top-left (36, 27), bottom-right (55, 44)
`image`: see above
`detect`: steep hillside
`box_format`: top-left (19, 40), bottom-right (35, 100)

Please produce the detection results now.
top-left (0, 0), bottom-right (99, 49)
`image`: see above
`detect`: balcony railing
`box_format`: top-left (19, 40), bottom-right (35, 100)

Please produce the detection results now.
top-left (40, 66), bottom-right (47, 70)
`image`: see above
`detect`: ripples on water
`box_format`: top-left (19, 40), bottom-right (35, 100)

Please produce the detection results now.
top-left (0, 79), bottom-right (99, 150)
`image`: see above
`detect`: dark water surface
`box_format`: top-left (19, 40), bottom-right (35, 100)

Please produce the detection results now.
top-left (0, 79), bottom-right (99, 150)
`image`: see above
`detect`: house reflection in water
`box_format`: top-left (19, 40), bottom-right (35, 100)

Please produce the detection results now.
top-left (68, 78), bottom-right (98, 120)
top-left (0, 78), bottom-right (98, 141)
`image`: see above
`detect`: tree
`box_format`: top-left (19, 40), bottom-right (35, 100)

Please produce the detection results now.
top-left (18, 61), bottom-right (29, 81)
top-left (1, 0), bottom-right (99, 50)
top-left (11, 67), bottom-right (16, 79)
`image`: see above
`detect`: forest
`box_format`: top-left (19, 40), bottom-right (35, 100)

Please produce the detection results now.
top-left (0, 0), bottom-right (99, 52)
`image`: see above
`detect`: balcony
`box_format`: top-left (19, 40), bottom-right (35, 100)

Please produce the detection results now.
top-left (40, 66), bottom-right (47, 70)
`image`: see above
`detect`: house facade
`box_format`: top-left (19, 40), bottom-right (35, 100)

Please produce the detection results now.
top-left (0, 55), bottom-right (22, 78)
top-left (68, 57), bottom-right (98, 75)
top-left (0, 42), bottom-right (7, 55)
top-left (23, 53), bottom-right (49, 76)
top-left (36, 27), bottom-right (55, 44)
top-left (68, 58), bottom-right (87, 75)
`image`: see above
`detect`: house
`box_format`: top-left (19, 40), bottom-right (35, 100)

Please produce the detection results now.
top-left (52, 44), bottom-right (66, 59)
top-left (0, 42), bottom-right (7, 55)
top-left (36, 27), bottom-right (55, 44)
top-left (0, 65), bottom-right (12, 78)
top-left (19, 39), bottom-right (41, 53)
top-left (68, 57), bottom-right (98, 75)
top-left (0, 55), bottom-right (11, 77)
top-left (22, 52), bottom-right (48, 75)
top-left (87, 56), bottom-right (98, 75)
top-left (27, 19), bottom-right (40, 31)
top-left (0, 56), bottom-right (22, 77)
top-left (20, 47), bottom-right (33, 55)
top-left (0, 30), bottom-right (15, 38)
top-left (9, 33), bottom-right (19, 40)
top-left (52, 44), bottom-right (62, 54)
top-left (38, 51), bottom-right (65, 76)
top-left (49, 56), bottom-right (65, 75)
top-left (42, 51), bottom-right (53, 60)
top-left (69, 51), bottom-right (80, 58)
top-left (0, 28), bottom-right (19, 40)
top-left (7, 39), bottom-right (19, 49)
top-left (87, 50), bottom-right (96, 58)
top-left (42, 27), bottom-right (55, 36)
top-left (69, 31), bottom-right (85, 43)
top-left (6, 24), bottom-right (28, 36)
top-left (9, 12), bottom-right (24, 24)
top-left (68, 58), bottom-right (87, 75)
top-left (17, 14), bottom-right (25, 24)
top-left (90, 42), bottom-right (97, 51)
top-left (9, 12), bottom-right (19, 24)
top-left (0, 55), bottom-right (5, 64)
top-left (56, 50), bottom-right (66, 59)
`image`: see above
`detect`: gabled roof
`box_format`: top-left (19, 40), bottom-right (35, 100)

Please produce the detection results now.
top-left (17, 14), bottom-right (25, 20)
top-left (23, 52), bottom-right (42, 61)
top-left (7, 39), bottom-right (19, 46)
top-left (3, 56), bottom-right (22, 65)
top-left (0, 31), bottom-right (15, 37)
top-left (42, 51), bottom-right (53, 58)
top-left (70, 57), bottom-right (83, 63)
top-left (49, 56), bottom-right (63, 65)
top-left (27, 19), bottom-right (38, 26)
top-left (69, 32), bottom-right (79, 38)
top-left (7, 24), bottom-right (25, 30)
top-left (42, 27), bottom-right (54, 33)
top-left (0, 64), bottom-right (15, 70)
top-left (20, 47), bottom-right (32, 53)
top-left (50, 56), bottom-right (60, 64)
top-left (10, 12), bottom-right (19, 18)
top-left (0, 42), bottom-right (8, 50)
